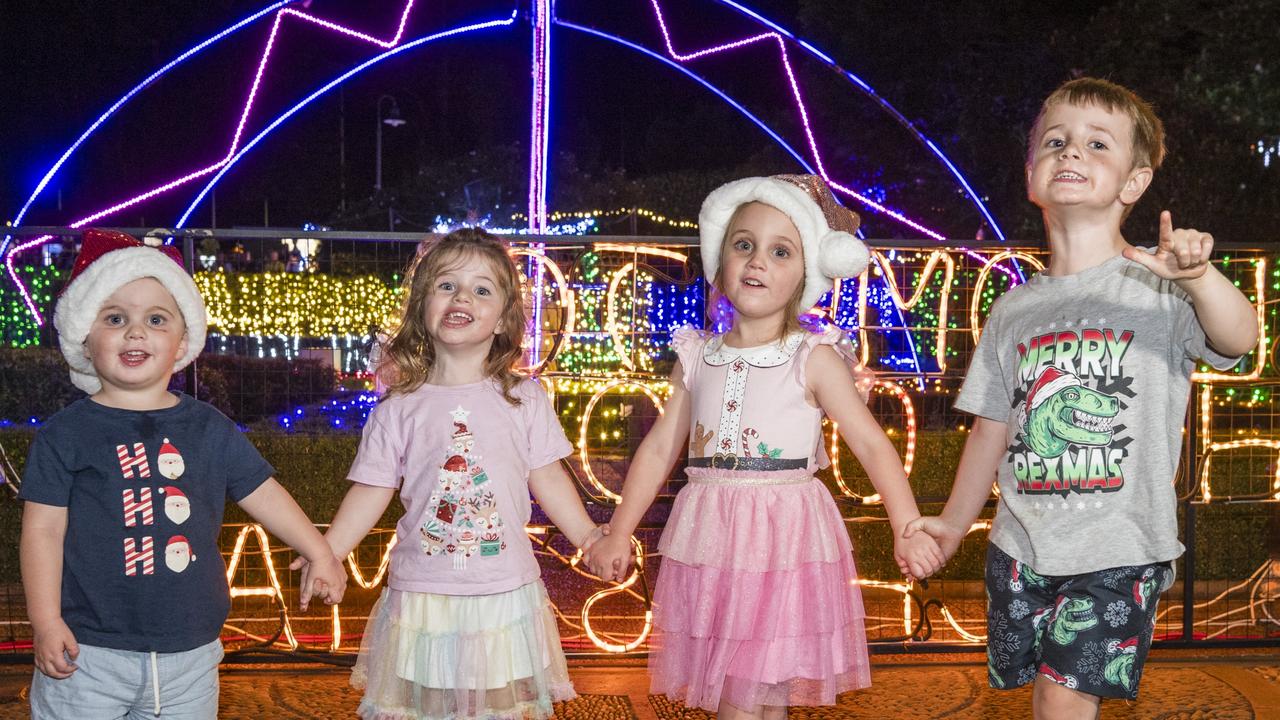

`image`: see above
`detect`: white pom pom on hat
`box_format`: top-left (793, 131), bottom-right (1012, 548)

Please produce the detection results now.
top-left (698, 174), bottom-right (869, 311)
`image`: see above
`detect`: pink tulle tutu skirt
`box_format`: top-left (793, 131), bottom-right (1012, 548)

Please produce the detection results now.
top-left (651, 469), bottom-right (871, 712)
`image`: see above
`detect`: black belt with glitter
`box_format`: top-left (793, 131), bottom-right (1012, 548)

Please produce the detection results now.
top-left (686, 454), bottom-right (808, 471)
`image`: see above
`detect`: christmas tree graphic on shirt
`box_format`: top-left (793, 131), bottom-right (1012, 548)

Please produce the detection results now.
top-left (421, 405), bottom-right (508, 569)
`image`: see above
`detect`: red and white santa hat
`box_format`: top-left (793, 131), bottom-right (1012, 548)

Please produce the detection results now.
top-left (158, 486), bottom-right (186, 499)
top-left (53, 229), bottom-right (207, 394)
top-left (699, 174), bottom-right (870, 311)
top-left (452, 421), bottom-right (473, 442)
top-left (166, 535), bottom-right (194, 556)
top-left (158, 438), bottom-right (181, 459)
top-left (1020, 366), bottom-right (1081, 424)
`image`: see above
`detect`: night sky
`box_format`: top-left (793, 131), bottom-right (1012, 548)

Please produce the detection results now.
top-left (2, 0), bottom-right (1273, 243)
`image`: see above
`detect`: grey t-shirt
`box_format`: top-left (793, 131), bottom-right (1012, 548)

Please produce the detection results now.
top-left (956, 253), bottom-right (1239, 575)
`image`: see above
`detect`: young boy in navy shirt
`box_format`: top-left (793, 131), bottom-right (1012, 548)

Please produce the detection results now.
top-left (20, 229), bottom-right (348, 719)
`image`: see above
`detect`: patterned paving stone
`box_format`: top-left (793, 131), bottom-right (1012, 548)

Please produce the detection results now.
top-left (650, 665), bottom-right (1260, 719)
top-left (0, 659), bottom-right (1273, 719)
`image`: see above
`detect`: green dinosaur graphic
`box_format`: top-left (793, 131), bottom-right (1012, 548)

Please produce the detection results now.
top-left (1022, 369), bottom-right (1119, 459)
top-left (1133, 567), bottom-right (1161, 611)
top-left (1048, 596), bottom-right (1097, 646)
top-left (1103, 638), bottom-right (1139, 691)
top-left (1030, 606), bottom-right (1054, 654)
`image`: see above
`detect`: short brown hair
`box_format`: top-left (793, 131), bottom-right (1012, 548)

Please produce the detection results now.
top-left (378, 228), bottom-right (527, 404)
top-left (1029, 77), bottom-right (1166, 171)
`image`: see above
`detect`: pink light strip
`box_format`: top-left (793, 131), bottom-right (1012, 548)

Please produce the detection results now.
top-left (528, 0), bottom-right (550, 232)
top-left (646, 0), bottom-right (944, 241)
top-left (9, 1), bottom-right (422, 323)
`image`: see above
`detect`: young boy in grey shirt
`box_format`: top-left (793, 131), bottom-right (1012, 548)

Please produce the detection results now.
top-left (907, 78), bottom-right (1258, 716)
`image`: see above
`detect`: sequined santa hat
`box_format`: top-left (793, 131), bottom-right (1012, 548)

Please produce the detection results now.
top-left (53, 229), bottom-right (207, 394)
top-left (451, 421), bottom-right (473, 444)
top-left (699, 174), bottom-right (870, 310)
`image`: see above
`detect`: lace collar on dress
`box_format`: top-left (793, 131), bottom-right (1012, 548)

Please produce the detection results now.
top-left (702, 331), bottom-right (806, 368)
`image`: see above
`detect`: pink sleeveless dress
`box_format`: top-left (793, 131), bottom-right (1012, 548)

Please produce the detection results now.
top-left (650, 326), bottom-right (871, 711)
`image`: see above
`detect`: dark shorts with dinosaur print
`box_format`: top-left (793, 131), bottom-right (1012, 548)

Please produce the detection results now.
top-left (984, 544), bottom-right (1173, 700)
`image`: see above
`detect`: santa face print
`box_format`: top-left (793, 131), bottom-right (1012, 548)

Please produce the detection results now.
top-left (160, 487), bottom-right (191, 524)
top-left (165, 536), bottom-right (195, 572)
top-left (84, 278), bottom-right (189, 401)
top-left (157, 438), bottom-right (185, 480)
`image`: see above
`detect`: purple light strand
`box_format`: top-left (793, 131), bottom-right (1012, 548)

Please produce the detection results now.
top-left (7, 1), bottom-right (421, 324)
top-left (528, 0), bottom-right (551, 232)
top-left (646, 0), bottom-right (946, 242)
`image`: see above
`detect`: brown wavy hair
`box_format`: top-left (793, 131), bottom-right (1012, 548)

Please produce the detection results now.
top-left (708, 202), bottom-right (806, 343)
top-left (378, 228), bottom-right (527, 405)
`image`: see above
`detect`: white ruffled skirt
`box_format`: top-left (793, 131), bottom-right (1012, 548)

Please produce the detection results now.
top-left (351, 580), bottom-right (575, 720)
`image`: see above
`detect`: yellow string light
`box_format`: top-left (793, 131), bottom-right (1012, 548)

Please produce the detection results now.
top-left (969, 251), bottom-right (1045, 344)
top-left (576, 378), bottom-right (666, 502)
top-left (580, 536), bottom-right (654, 653)
top-left (225, 524), bottom-right (298, 650)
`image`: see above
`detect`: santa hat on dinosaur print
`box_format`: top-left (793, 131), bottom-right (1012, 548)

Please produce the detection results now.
top-left (1019, 366), bottom-right (1082, 427)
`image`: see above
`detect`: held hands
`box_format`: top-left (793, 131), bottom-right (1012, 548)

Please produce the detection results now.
top-left (893, 523), bottom-right (947, 581)
top-left (578, 523), bottom-right (611, 553)
top-left (584, 531), bottom-right (633, 582)
top-left (31, 617), bottom-right (79, 679)
top-left (902, 516), bottom-right (966, 569)
top-left (1123, 211), bottom-right (1213, 282)
top-left (288, 551), bottom-right (348, 611)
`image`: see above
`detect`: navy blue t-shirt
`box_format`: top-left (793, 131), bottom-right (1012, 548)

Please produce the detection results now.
top-left (19, 394), bottom-right (273, 652)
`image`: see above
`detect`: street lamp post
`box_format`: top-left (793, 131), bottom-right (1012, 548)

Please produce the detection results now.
top-left (375, 95), bottom-right (407, 230)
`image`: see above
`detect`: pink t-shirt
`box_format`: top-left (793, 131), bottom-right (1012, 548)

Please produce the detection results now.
top-left (347, 378), bottom-right (572, 595)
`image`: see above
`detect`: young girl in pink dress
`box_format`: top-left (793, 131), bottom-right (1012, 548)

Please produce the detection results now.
top-left (586, 175), bottom-right (944, 719)
top-left (296, 228), bottom-right (608, 720)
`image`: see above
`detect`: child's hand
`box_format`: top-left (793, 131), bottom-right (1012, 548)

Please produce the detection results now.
top-left (1123, 210), bottom-right (1213, 282)
top-left (584, 532), bottom-right (633, 582)
top-left (903, 515), bottom-right (966, 563)
top-left (295, 552), bottom-right (348, 611)
top-left (579, 523), bottom-right (611, 553)
top-left (289, 554), bottom-right (314, 609)
top-left (893, 524), bottom-right (946, 580)
top-left (32, 618), bottom-right (79, 679)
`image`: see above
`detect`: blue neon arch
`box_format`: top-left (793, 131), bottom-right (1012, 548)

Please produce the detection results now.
top-left (7, 0), bottom-right (1010, 319)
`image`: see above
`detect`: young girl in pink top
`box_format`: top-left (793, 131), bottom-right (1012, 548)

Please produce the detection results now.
top-left (297, 228), bottom-right (607, 720)
top-left (586, 175), bottom-right (944, 719)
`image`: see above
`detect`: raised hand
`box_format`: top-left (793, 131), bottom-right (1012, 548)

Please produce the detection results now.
top-left (1123, 210), bottom-right (1213, 281)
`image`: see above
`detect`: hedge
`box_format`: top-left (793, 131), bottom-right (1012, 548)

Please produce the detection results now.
top-left (1, 428), bottom-right (1270, 587)
top-left (0, 348), bottom-right (335, 425)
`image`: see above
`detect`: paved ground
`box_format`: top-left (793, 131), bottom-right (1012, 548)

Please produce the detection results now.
top-left (1, 649), bottom-right (1279, 718)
